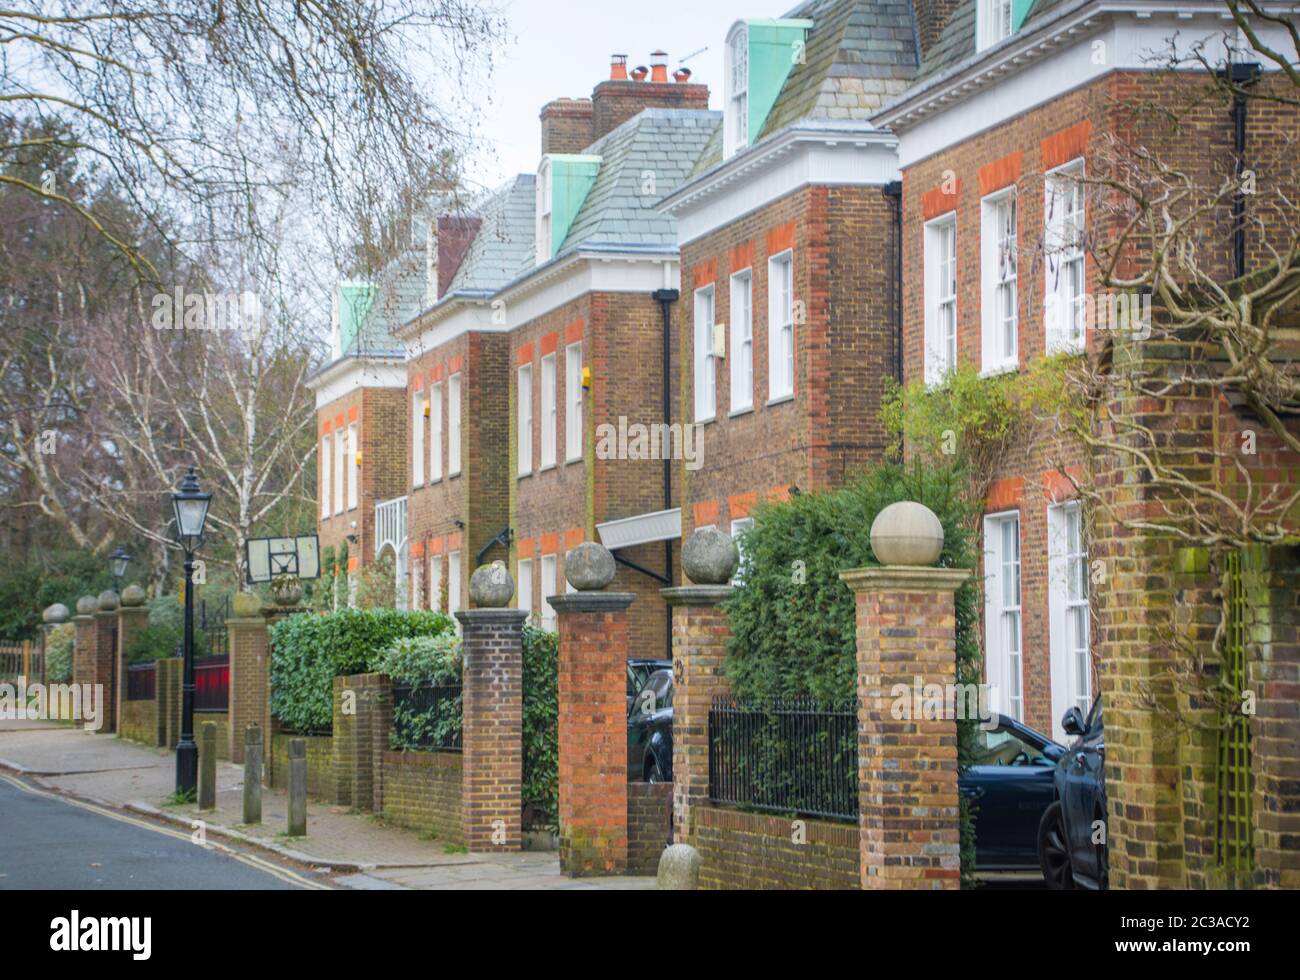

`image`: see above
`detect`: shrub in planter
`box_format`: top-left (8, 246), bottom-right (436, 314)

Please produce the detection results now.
top-left (721, 462), bottom-right (982, 881)
top-left (375, 633), bottom-right (463, 751)
top-left (270, 607), bottom-right (453, 734)
top-left (521, 626), bottom-right (558, 830)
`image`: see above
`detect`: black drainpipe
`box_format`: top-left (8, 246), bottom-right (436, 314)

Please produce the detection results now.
top-left (1218, 63), bottom-right (1261, 279)
top-left (883, 181), bottom-right (904, 388)
top-left (652, 288), bottom-right (679, 656)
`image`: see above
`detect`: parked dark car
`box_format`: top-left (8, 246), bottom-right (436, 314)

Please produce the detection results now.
top-left (960, 714), bottom-right (1065, 872)
top-left (1037, 696), bottom-right (1107, 889)
top-left (627, 668), bottom-right (673, 783)
top-left (627, 658), bottom-right (671, 712)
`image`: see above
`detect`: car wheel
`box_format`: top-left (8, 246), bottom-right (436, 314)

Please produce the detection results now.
top-left (645, 758), bottom-right (665, 784)
top-left (1037, 801), bottom-right (1074, 890)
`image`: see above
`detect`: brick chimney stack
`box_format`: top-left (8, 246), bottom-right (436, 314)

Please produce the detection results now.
top-left (913, 0), bottom-right (961, 58)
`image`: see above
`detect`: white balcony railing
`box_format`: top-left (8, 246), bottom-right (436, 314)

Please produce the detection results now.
top-left (374, 496), bottom-right (409, 610)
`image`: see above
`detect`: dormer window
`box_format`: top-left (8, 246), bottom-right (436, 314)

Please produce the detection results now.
top-left (536, 158), bottom-right (553, 265)
top-left (725, 25), bottom-right (749, 160)
top-left (977, 0), bottom-right (1016, 51)
top-left (535, 154), bottom-right (601, 265)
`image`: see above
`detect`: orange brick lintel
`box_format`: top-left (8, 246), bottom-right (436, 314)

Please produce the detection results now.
top-left (986, 477), bottom-right (1025, 512)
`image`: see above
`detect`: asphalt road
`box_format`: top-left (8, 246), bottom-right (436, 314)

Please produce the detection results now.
top-left (0, 776), bottom-right (312, 890)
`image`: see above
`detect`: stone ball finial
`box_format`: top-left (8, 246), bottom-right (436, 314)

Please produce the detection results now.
top-left (43, 603), bottom-right (70, 624)
top-left (232, 591), bottom-right (262, 618)
top-left (870, 501), bottom-right (945, 567)
top-left (120, 584), bottom-right (147, 607)
top-left (470, 562), bottom-right (515, 608)
top-left (76, 595), bottom-right (98, 616)
top-left (96, 590), bottom-right (120, 612)
top-left (657, 843), bottom-right (701, 890)
top-left (681, 527), bottom-right (739, 585)
top-left (565, 542), bottom-right (616, 591)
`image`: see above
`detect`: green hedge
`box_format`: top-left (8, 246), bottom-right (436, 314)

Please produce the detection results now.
top-left (270, 608), bottom-right (453, 734)
top-left (123, 596), bottom-right (209, 663)
top-left (45, 623), bottom-right (75, 683)
top-left (721, 462), bottom-right (982, 881)
top-left (521, 627), bottom-right (558, 829)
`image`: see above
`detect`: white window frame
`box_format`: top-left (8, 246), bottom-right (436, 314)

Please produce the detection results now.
top-left (448, 373), bottom-right (462, 477)
top-left (1048, 502), bottom-right (1091, 740)
top-left (924, 215), bottom-right (958, 384)
top-left (346, 422), bottom-right (359, 510)
top-left (517, 558), bottom-right (534, 620)
top-left (1045, 160), bottom-right (1087, 354)
top-left (447, 551), bottom-right (461, 623)
top-left (980, 190), bottom-right (1018, 374)
top-left (430, 382), bottom-right (443, 482)
top-left (565, 342), bottom-right (583, 462)
top-left (540, 353), bottom-right (557, 469)
top-left (694, 285), bottom-right (716, 423)
top-left (540, 554), bottom-right (558, 631)
top-left (333, 428), bottom-right (346, 516)
top-left (536, 158), bottom-right (553, 265)
top-left (517, 363), bottom-right (533, 475)
top-left (412, 393), bottom-right (425, 488)
top-left (724, 25), bottom-right (749, 159)
top-left (429, 555), bottom-right (443, 613)
top-left (730, 270), bottom-right (754, 413)
top-left (984, 511), bottom-right (1023, 721)
top-left (768, 251), bottom-right (795, 401)
top-left (977, 0), bottom-right (1015, 51)
top-left (320, 436), bottom-right (331, 518)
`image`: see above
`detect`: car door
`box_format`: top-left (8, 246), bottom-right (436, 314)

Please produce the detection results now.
top-left (1063, 699), bottom-right (1105, 881)
top-left (627, 671), bottom-right (671, 780)
top-left (962, 722), bottom-right (1060, 869)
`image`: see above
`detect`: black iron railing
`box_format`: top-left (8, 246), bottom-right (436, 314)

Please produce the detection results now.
top-left (127, 661), bottom-right (156, 701)
top-left (391, 682), bottom-right (463, 752)
top-left (708, 696), bottom-right (857, 822)
top-left (194, 655), bottom-right (229, 712)
top-left (198, 596), bottom-right (229, 659)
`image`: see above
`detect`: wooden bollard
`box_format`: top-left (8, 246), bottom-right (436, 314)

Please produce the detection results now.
top-left (287, 737), bottom-right (307, 837)
top-left (243, 724), bottom-right (263, 825)
top-left (198, 722), bottom-right (217, 810)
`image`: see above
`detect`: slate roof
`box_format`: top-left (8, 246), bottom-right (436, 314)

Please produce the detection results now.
top-left (913, 0), bottom-right (1083, 84)
top-left (691, 0), bottom-right (921, 176)
top-left (346, 254), bottom-right (426, 357)
top-left (557, 108), bottom-right (721, 255)
top-left (443, 174), bottom-right (538, 296)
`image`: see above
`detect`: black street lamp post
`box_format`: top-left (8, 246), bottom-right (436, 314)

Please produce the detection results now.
top-left (108, 547), bottom-right (132, 591)
top-left (171, 466), bottom-right (212, 795)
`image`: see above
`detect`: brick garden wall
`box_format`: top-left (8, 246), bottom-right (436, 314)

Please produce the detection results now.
top-left (627, 781), bottom-right (672, 874)
top-left (118, 698), bottom-right (157, 746)
top-left (692, 806), bottom-right (859, 890)
top-left (271, 733), bottom-right (336, 801)
top-left (378, 750), bottom-right (465, 846)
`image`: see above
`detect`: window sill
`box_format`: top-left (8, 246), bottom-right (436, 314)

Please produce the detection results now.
top-left (539, 464), bottom-right (557, 474)
top-left (979, 363), bottom-right (1019, 379)
top-left (518, 471), bottom-right (533, 482)
top-left (448, 471), bottom-right (461, 481)
top-left (766, 393), bottom-right (794, 408)
top-left (728, 405), bottom-right (754, 419)
top-left (565, 455), bottom-right (583, 466)
top-left (695, 415), bottom-right (716, 426)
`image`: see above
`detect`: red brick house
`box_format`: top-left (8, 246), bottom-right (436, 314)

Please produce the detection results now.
top-left (873, 0), bottom-right (1300, 742)
top-left (658, 0), bottom-right (923, 561)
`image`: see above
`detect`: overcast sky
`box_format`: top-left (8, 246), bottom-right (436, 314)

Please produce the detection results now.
top-left (466, 0), bottom-right (753, 188)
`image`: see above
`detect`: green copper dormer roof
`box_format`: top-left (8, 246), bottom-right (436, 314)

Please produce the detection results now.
top-left (694, 0), bottom-right (921, 175)
top-left (336, 281), bottom-right (377, 356)
top-left (539, 154), bottom-right (603, 262)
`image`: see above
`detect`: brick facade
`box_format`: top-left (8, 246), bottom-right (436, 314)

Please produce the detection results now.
top-left (378, 750), bottom-right (464, 845)
top-left (627, 781), bottom-right (672, 874)
top-left (317, 385), bottom-right (408, 567)
top-left (406, 331), bottom-right (511, 612)
top-left (693, 807), bottom-right (860, 889)
top-left (228, 616), bottom-right (269, 764)
top-left (678, 185), bottom-right (898, 544)
top-left (511, 294), bottom-right (678, 659)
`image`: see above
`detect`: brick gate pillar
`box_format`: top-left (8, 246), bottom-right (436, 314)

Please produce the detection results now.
top-left (457, 564), bottom-right (527, 853)
top-left (72, 596), bottom-right (97, 698)
top-left (333, 672), bottom-right (394, 811)
top-left (842, 554), bottom-right (970, 890)
top-left (115, 587), bottom-right (150, 739)
top-left (549, 543), bottom-right (635, 876)
top-left (93, 593), bottom-right (120, 734)
top-left (661, 528), bottom-right (739, 846)
top-left (228, 602), bottom-right (269, 764)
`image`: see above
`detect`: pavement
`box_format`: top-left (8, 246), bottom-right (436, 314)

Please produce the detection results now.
top-left (0, 719), bottom-right (655, 891)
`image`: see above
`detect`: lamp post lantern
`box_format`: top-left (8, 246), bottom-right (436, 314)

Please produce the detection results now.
top-left (171, 466), bottom-right (212, 794)
top-left (108, 547), bottom-right (132, 590)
